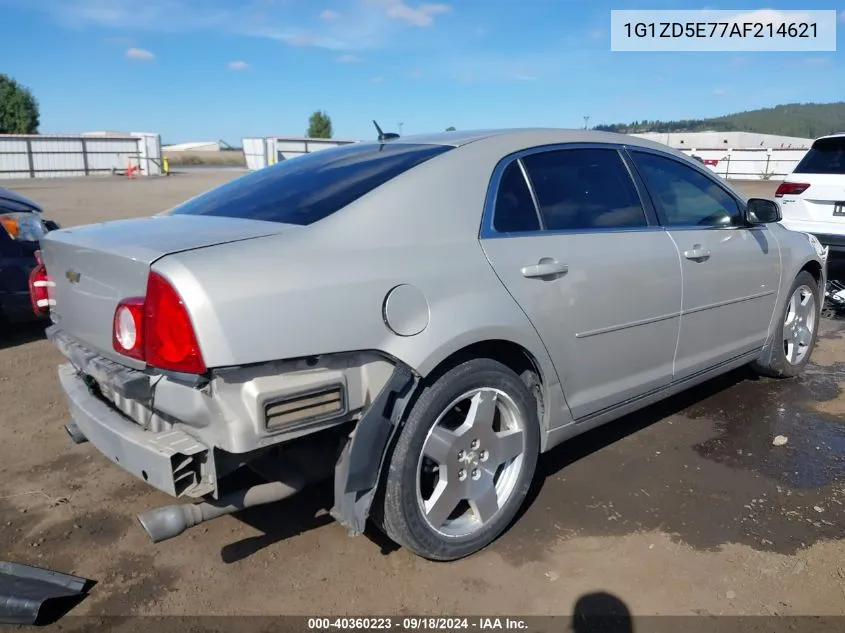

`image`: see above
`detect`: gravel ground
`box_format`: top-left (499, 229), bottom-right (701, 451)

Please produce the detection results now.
top-left (0, 173), bottom-right (842, 621)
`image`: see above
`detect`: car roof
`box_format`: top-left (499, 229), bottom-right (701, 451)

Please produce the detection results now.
top-left (379, 127), bottom-right (668, 147)
top-left (0, 186), bottom-right (42, 212)
top-left (370, 127), bottom-right (683, 156)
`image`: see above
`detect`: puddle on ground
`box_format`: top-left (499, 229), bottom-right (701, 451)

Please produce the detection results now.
top-left (689, 363), bottom-right (845, 490)
top-left (494, 338), bottom-right (845, 565)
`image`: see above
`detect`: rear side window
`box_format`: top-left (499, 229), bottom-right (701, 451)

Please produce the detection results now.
top-left (793, 137), bottom-right (845, 175)
top-left (493, 162), bottom-right (541, 232)
top-left (520, 148), bottom-right (647, 231)
top-left (169, 143), bottom-right (453, 225)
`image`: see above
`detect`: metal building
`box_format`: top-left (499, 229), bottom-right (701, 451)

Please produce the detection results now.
top-left (163, 141), bottom-right (222, 152)
top-left (631, 131), bottom-right (813, 150)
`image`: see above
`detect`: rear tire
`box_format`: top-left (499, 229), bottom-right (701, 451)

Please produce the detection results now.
top-left (376, 358), bottom-right (540, 561)
top-left (752, 271), bottom-right (820, 378)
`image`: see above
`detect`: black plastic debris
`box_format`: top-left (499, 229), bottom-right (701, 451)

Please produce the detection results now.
top-left (0, 560), bottom-right (93, 625)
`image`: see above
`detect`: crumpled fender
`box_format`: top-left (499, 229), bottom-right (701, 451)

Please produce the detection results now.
top-left (330, 363), bottom-right (419, 536)
top-left (0, 560), bottom-right (93, 625)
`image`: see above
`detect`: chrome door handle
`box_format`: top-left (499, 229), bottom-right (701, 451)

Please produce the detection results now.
top-left (521, 259), bottom-right (569, 279)
top-left (683, 245), bottom-right (711, 261)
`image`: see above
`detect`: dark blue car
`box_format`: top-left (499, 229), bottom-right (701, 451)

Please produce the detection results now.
top-left (0, 186), bottom-right (59, 323)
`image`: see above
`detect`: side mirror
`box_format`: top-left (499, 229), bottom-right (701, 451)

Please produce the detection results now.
top-left (745, 198), bottom-right (782, 225)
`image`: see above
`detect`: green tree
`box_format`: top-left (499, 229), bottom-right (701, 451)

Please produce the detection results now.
top-left (445, 126), bottom-right (456, 131)
top-left (307, 110), bottom-right (333, 138)
top-left (0, 74), bottom-right (39, 134)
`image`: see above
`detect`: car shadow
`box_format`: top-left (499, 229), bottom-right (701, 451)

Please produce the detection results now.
top-left (220, 480), bottom-right (336, 564)
top-left (0, 320), bottom-right (47, 350)
top-left (222, 366), bottom-right (755, 563)
top-left (513, 365), bottom-right (754, 529)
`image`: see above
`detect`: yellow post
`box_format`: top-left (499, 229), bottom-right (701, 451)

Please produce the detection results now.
top-left (163, 156), bottom-right (170, 175)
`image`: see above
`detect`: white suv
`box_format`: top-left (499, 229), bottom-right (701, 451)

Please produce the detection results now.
top-left (777, 133), bottom-right (845, 258)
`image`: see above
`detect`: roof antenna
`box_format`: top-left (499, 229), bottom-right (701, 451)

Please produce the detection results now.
top-left (373, 120), bottom-right (400, 141)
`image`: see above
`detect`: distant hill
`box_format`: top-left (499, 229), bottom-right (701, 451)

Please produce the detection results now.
top-left (594, 102), bottom-right (845, 139)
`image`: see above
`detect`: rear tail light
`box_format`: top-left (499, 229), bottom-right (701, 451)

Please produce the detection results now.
top-left (774, 182), bottom-right (810, 198)
top-left (112, 271), bottom-right (206, 374)
top-left (28, 250), bottom-right (55, 316)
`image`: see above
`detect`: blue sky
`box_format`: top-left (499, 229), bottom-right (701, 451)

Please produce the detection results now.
top-left (1, 0), bottom-right (843, 144)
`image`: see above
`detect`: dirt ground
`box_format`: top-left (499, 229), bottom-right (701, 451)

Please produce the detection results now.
top-left (0, 172), bottom-right (843, 620)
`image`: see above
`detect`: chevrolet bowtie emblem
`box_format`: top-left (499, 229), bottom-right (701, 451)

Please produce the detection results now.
top-left (65, 269), bottom-right (81, 284)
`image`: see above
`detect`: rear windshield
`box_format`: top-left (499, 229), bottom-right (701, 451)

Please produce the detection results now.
top-left (168, 142), bottom-right (452, 225)
top-left (793, 137), bottom-right (845, 175)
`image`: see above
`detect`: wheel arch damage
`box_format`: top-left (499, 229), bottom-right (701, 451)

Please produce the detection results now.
top-left (330, 336), bottom-right (554, 536)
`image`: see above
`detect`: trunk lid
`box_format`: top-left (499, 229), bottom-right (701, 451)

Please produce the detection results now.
top-left (40, 215), bottom-right (296, 364)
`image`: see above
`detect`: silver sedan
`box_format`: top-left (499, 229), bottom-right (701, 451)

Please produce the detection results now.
top-left (38, 128), bottom-right (827, 561)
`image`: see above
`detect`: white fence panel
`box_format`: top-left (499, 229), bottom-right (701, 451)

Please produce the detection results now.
top-left (0, 137), bottom-right (30, 179)
top-left (242, 137), bottom-right (268, 170)
top-left (0, 133), bottom-right (163, 179)
top-left (678, 147), bottom-right (809, 180)
top-left (242, 137), bottom-right (358, 169)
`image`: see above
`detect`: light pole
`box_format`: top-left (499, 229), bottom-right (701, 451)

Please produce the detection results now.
top-left (398, 122), bottom-right (404, 135)
top-left (583, 116), bottom-right (590, 130)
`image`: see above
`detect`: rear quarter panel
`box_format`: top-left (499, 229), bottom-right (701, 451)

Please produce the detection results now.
top-left (153, 141), bottom-right (561, 398)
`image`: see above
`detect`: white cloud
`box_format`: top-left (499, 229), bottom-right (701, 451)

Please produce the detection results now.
top-left (511, 72), bottom-right (538, 81)
top-left (38, 0), bottom-right (231, 32)
top-left (336, 54), bottom-right (363, 63)
top-left (227, 60), bottom-right (250, 71)
top-left (125, 47), bottom-right (155, 60)
top-left (15, 0), bottom-right (453, 52)
top-left (839, 10), bottom-right (845, 22)
top-left (713, 87), bottom-right (726, 96)
top-left (368, 0), bottom-right (451, 27)
top-left (371, 75), bottom-right (385, 83)
top-left (587, 29), bottom-right (605, 41)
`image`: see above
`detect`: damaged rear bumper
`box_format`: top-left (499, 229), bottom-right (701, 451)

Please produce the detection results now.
top-left (51, 322), bottom-right (423, 541)
top-left (58, 363), bottom-right (214, 498)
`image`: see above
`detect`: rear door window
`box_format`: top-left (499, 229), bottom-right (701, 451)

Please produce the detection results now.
top-left (169, 143), bottom-right (453, 225)
top-left (793, 137), bottom-right (845, 175)
top-left (520, 148), bottom-right (648, 231)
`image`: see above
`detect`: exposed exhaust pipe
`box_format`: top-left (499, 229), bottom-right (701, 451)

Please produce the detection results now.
top-left (65, 421), bottom-right (88, 444)
top-left (138, 480), bottom-right (305, 543)
top-left (137, 433), bottom-right (342, 543)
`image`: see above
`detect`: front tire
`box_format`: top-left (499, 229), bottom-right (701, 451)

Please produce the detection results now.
top-left (377, 358), bottom-right (540, 561)
top-left (752, 270), bottom-right (821, 378)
